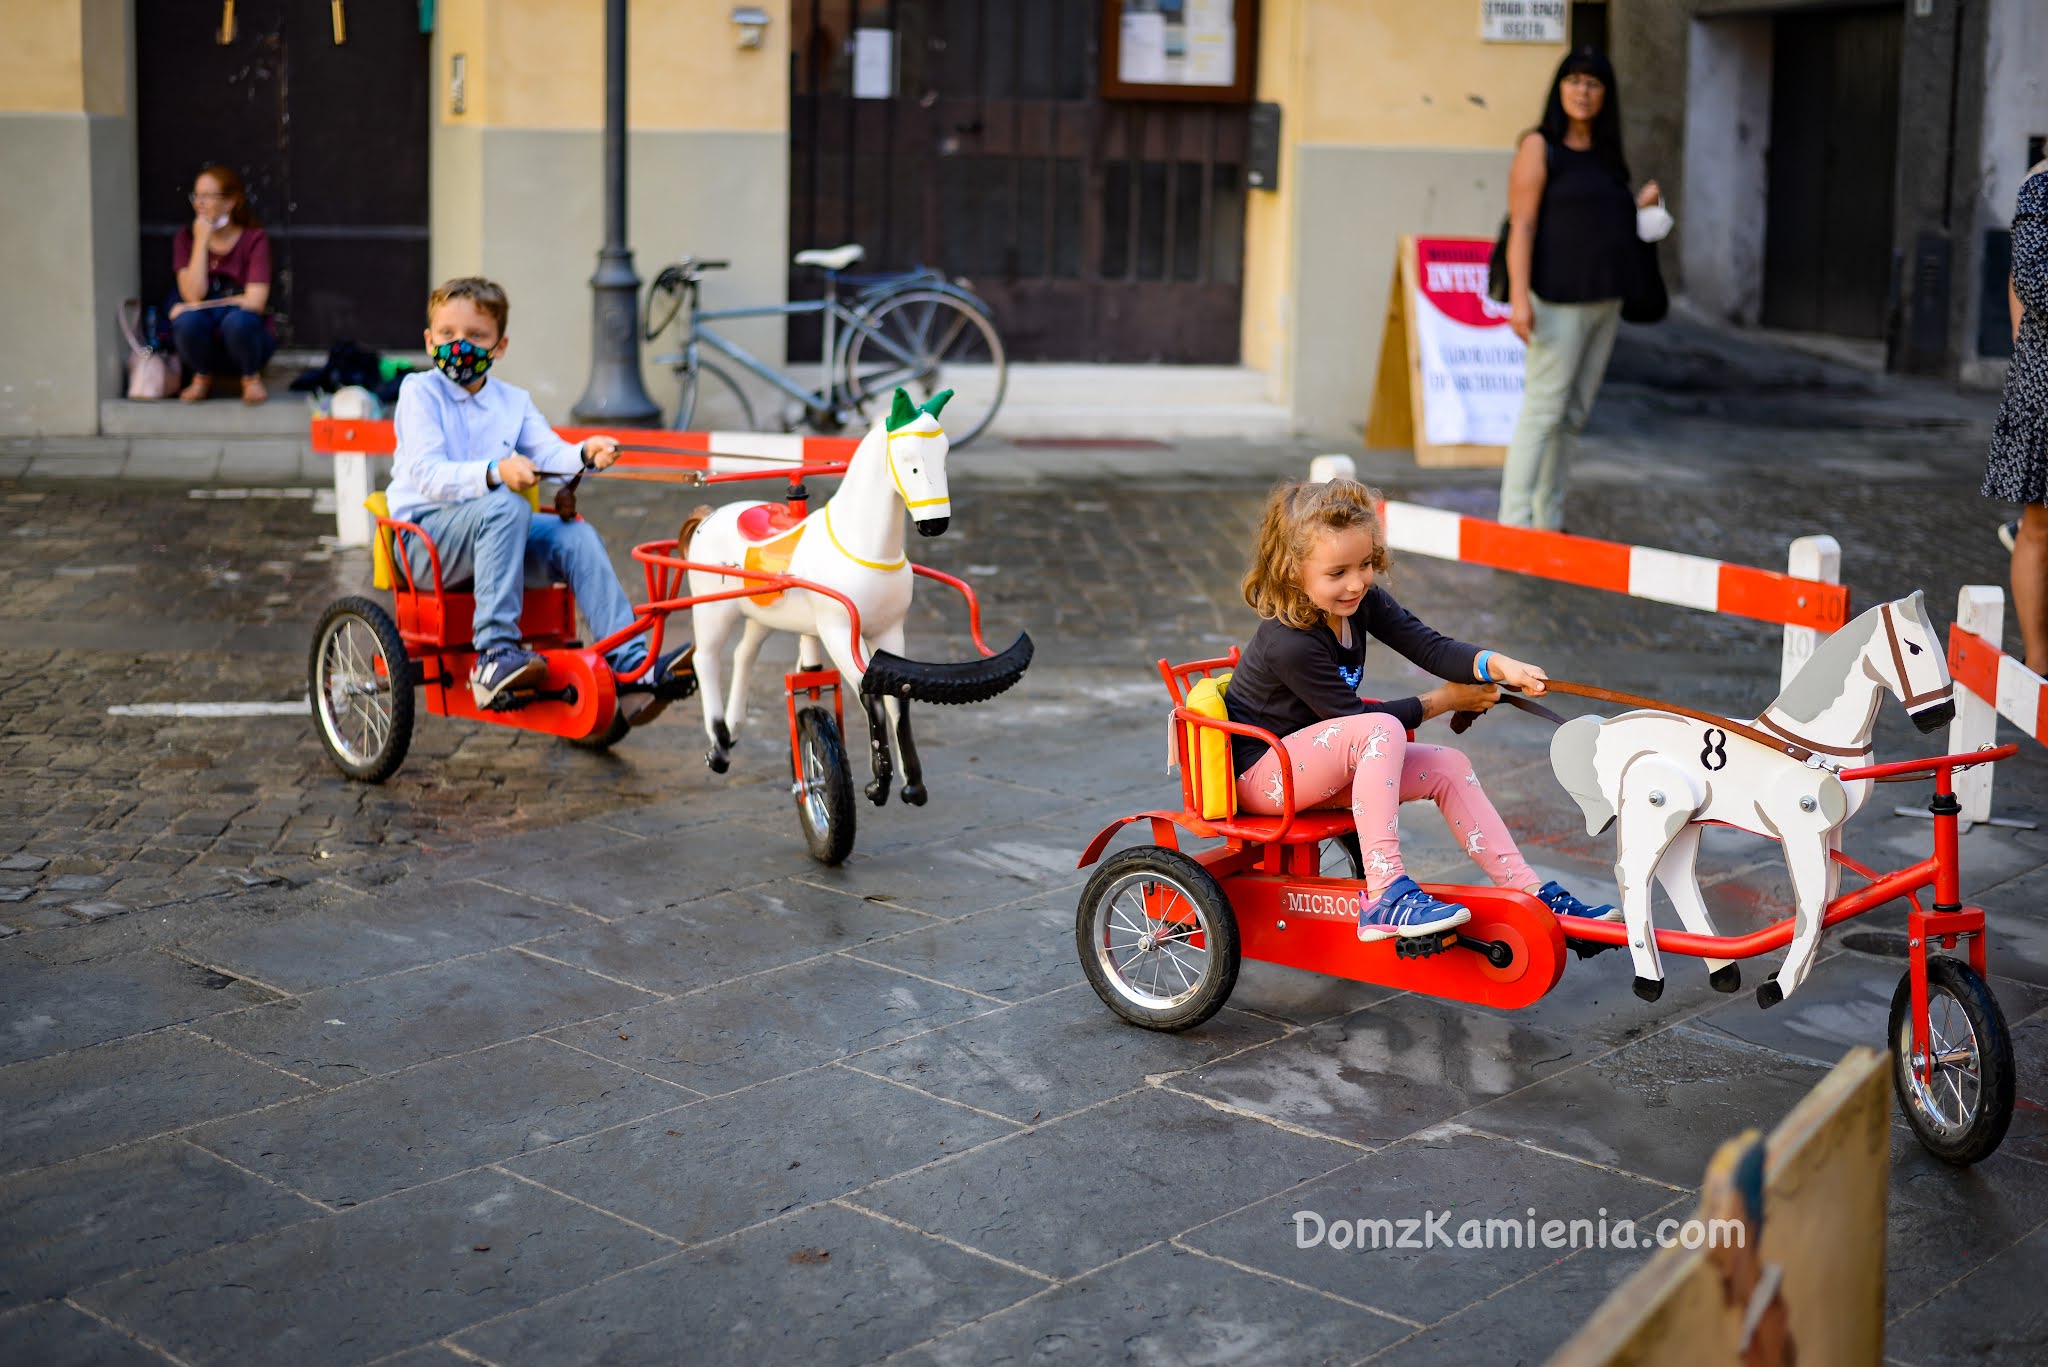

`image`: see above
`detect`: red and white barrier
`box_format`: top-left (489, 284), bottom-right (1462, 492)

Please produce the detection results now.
top-left (1946, 584), bottom-right (2044, 828)
top-left (311, 408), bottom-right (860, 546)
top-left (1373, 498), bottom-right (1848, 689)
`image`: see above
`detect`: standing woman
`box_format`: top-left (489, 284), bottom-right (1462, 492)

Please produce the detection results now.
top-left (1984, 160), bottom-right (2048, 671)
top-left (1497, 48), bottom-right (1661, 530)
top-left (170, 165), bottom-right (276, 404)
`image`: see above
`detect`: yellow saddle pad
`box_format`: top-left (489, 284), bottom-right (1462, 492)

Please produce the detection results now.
top-left (741, 524), bottom-right (805, 606)
top-left (1182, 671), bottom-right (1236, 821)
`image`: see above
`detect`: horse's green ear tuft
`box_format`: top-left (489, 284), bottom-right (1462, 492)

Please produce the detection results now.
top-left (886, 389), bottom-right (918, 432)
top-left (919, 389), bottom-right (954, 420)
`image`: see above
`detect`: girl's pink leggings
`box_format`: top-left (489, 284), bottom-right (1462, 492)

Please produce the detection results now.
top-left (1234, 712), bottom-right (1536, 901)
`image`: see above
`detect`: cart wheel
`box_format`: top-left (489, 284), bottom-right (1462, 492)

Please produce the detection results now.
top-left (310, 596), bottom-right (414, 783)
top-left (1075, 846), bottom-right (1240, 1031)
top-left (1318, 832), bottom-right (1363, 880)
top-left (567, 710), bottom-right (632, 751)
top-left (1889, 956), bottom-right (2016, 1166)
top-left (793, 706), bottom-right (857, 865)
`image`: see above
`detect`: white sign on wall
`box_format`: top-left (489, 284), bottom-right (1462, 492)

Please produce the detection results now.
top-left (1481, 0), bottom-right (1566, 44)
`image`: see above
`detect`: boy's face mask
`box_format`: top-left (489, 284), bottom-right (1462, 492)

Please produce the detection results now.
top-left (432, 338), bottom-right (494, 385)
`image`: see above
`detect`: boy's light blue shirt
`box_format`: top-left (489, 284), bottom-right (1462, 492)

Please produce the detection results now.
top-left (385, 368), bottom-right (585, 522)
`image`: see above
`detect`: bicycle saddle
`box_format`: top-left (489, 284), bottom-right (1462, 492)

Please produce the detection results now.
top-left (794, 244), bottom-right (864, 271)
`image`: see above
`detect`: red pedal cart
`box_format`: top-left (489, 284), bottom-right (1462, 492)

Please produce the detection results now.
top-left (1074, 650), bottom-right (2022, 1165)
top-left (310, 460), bottom-right (1017, 865)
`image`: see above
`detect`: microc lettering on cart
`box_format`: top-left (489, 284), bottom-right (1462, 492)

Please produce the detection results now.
top-left (1283, 888), bottom-right (1365, 919)
top-left (1480, 1), bottom-right (1565, 44)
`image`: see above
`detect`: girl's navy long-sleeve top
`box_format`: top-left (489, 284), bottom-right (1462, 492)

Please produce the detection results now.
top-left (1222, 586), bottom-right (1483, 774)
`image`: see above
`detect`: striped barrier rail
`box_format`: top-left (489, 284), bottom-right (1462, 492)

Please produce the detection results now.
top-left (1945, 584), bottom-right (2041, 829)
top-left (1374, 498), bottom-right (1849, 690)
top-left (310, 398), bottom-right (859, 546)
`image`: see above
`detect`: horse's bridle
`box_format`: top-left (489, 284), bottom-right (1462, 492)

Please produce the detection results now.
top-left (1880, 602), bottom-right (1952, 710)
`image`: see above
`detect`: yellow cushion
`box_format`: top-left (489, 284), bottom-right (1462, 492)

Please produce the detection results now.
top-left (365, 491), bottom-right (395, 591)
top-left (1183, 671), bottom-right (1237, 820)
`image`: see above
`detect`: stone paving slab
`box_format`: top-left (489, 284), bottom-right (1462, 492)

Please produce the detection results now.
top-left (1885, 1125), bottom-right (2048, 1321)
top-left (73, 1167), bottom-right (676, 1365)
top-left (855, 986), bottom-right (1285, 1124)
top-left (0, 1137), bottom-right (319, 1310)
top-left (1167, 994), bottom-right (1587, 1149)
top-left (845, 891), bottom-right (1083, 1003)
top-left (0, 947), bottom-right (281, 1066)
top-left (507, 1067), bottom-right (1019, 1246)
top-left (903, 1242), bottom-right (1411, 1367)
top-left (0, 1029), bottom-right (313, 1175)
top-left (171, 879), bottom-right (589, 993)
top-left (546, 954), bottom-right (1000, 1096)
top-left (191, 949), bottom-right (656, 1085)
top-left (1887, 1222), bottom-right (2048, 1367)
top-left (522, 883), bottom-right (939, 996)
top-left (0, 1300), bottom-right (172, 1366)
top-left (1180, 1129), bottom-right (1679, 1326)
top-left (1461, 1026), bottom-right (1834, 1189)
top-left (185, 1037), bottom-right (695, 1208)
top-left (848, 1087), bottom-right (1359, 1281)
top-left (454, 1202), bottom-right (1047, 1367)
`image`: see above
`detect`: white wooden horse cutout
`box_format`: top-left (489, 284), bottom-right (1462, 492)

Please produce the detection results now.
top-left (1549, 592), bottom-right (1954, 1008)
top-left (682, 387), bottom-right (1027, 806)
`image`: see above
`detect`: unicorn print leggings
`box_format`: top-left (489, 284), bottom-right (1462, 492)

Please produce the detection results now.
top-left (1234, 712), bottom-right (1536, 901)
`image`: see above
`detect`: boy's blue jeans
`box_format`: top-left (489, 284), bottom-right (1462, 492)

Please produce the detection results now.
top-left (404, 485), bottom-right (648, 670)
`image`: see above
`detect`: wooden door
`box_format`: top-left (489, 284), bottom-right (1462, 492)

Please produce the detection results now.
top-left (136, 1), bottom-right (430, 351)
top-left (790, 0), bottom-right (1249, 362)
top-left (1761, 6), bottom-right (1901, 339)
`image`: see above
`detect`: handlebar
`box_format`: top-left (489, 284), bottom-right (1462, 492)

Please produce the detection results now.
top-left (1839, 744), bottom-right (2018, 784)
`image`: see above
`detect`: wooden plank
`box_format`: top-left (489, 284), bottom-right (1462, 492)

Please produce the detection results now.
top-left (1363, 242), bottom-right (1413, 450)
top-left (1547, 1047), bottom-right (1890, 1367)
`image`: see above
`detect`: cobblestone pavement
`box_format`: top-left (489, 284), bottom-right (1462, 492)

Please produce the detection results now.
top-left (3, 358), bottom-right (2047, 1364)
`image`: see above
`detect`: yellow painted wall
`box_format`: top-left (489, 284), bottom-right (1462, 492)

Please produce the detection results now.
top-left (0, 0), bottom-right (84, 113)
top-left (439, 0), bottom-right (788, 132)
top-left (1240, 0), bottom-right (1564, 395)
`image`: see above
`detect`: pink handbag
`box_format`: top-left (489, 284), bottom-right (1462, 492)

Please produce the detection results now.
top-left (120, 299), bottom-right (182, 399)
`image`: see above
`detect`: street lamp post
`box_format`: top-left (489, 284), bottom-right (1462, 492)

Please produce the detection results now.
top-left (571, 0), bottom-right (660, 426)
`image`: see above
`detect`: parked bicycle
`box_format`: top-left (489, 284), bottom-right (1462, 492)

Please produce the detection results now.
top-left (644, 245), bottom-right (1007, 447)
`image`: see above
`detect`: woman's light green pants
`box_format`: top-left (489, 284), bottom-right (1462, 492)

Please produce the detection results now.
top-left (1496, 295), bottom-right (1623, 530)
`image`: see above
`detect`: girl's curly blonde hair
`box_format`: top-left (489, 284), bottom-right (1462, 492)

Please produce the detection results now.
top-left (1242, 478), bottom-right (1391, 629)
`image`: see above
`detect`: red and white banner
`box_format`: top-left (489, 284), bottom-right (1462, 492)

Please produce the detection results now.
top-left (1410, 237), bottom-right (1526, 447)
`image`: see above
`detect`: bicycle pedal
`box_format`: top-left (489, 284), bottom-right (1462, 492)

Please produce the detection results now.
top-left (1568, 937), bottom-right (1619, 960)
top-left (479, 688), bottom-right (540, 713)
top-left (1395, 933), bottom-right (1453, 960)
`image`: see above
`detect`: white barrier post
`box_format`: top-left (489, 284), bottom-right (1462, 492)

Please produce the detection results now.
top-left (330, 385), bottom-right (378, 548)
top-left (1780, 534), bottom-right (1841, 691)
top-left (1951, 584), bottom-right (2006, 829)
top-left (1308, 454), bottom-right (1357, 484)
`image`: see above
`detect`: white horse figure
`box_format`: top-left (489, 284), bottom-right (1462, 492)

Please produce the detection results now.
top-left (1549, 592), bottom-right (1954, 1007)
top-left (682, 388), bottom-right (957, 804)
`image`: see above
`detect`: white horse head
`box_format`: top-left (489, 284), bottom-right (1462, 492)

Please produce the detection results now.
top-left (1770, 589), bottom-right (1954, 741)
top-left (880, 388), bottom-right (954, 537)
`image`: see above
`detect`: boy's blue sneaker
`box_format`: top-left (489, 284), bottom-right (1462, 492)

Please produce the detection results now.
top-left (470, 645), bottom-right (547, 707)
top-left (1358, 876), bottom-right (1472, 942)
top-left (616, 643), bottom-right (698, 725)
top-left (1533, 880), bottom-right (1623, 922)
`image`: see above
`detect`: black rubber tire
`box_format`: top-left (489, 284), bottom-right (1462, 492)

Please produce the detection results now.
top-left (1318, 832), bottom-right (1364, 880)
top-left (309, 596), bottom-right (414, 783)
top-left (1075, 846), bottom-right (1240, 1031)
top-left (860, 634), bottom-right (1034, 707)
top-left (840, 288), bottom-right (1007, 447)
top-left (673, 355), bottom-right (758, 433)
top-left (793, 706), bottom-right (857, 865)
top-left (566, 710), bottom-right (632, 751)
top-left (1890, 956), bottom-right (2016, 1166)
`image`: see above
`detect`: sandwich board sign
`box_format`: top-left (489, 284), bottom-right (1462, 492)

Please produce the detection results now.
top-left (1365, 234), bottom-right (1527, 467)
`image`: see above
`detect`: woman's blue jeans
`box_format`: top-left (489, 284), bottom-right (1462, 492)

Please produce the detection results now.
top-left (171, 307), bottom-right (276, 378)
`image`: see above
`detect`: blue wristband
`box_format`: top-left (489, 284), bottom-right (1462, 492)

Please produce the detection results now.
top-left (1474, 650), bottom-right (1495, 683)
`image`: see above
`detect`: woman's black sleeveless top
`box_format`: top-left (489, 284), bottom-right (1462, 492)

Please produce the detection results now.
top-left (1531, 138), bottom-right (1636, 304)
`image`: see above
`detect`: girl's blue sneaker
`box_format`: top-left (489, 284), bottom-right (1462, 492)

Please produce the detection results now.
top-left (1533, 880), bottom-right (1623, 922)
top-left (1358, 876), bottom-right (1472, 941)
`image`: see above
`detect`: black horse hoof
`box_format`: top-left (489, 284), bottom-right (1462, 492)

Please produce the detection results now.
top-left (1755, 976), bottom-right (1784, 1010)
top-left (1709, 964), bottom-right (1742, 994)
top-left (865, 780), bottom-right (891, 807)
top-left (712, 719), bottom-right (734, 750)
top-left (900, 784), bottom-right (927, 807)
top-left (1632, 975), bottom-right (1664, 1003)
top-left (706, 749), bottom-right (729, 774)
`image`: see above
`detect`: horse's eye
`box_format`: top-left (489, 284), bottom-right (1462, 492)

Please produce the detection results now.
top-left (1907, 642), bottom-right (1922, 655)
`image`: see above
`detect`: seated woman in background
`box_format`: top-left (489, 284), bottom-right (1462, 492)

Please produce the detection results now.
top-left (171, 164), bottom-right (276, 404)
